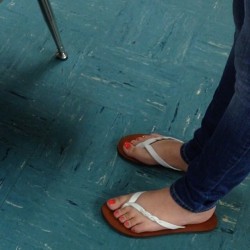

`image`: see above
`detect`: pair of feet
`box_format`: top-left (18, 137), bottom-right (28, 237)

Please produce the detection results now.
top-left (105, 134), bottom-right (215, 235)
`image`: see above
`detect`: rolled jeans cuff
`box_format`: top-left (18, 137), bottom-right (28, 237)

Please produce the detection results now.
top-left (170, 181), bottom-right (217, 213)
top-left (180, 142), bottom-right (191, 165)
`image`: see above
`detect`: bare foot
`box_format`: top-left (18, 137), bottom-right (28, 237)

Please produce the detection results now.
top-left (123, 134), bottom-right (188, 171)
top-left (106, 188), bottom-right (215, 233)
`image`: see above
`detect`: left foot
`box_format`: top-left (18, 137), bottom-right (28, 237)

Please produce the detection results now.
top-left (122, 134), bottom-right (188, 171)
top-left (106, 188), bottom-right (215, 233)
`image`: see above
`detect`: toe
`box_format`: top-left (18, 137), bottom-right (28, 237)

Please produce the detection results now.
top-left (106, 194), bottom-right (130, 210)
top-left (131, 222), bottom-right (162, 233)
top-left (131, 134), bottom-right (160, 145)
top-left (124, 217), bottom-right (141, 229)
top-left (133, 136), bottom-right (146, 143)
top-left (113, 206), bottom-right (130, 218)
top-left (118, 215), bottom-right (127, 223)
top-left (117, 207), bottom-right (137, 222)
top-left (130, 223), bottom-right (145, 233)
top-left (123, 141), bottom-right (133, 151)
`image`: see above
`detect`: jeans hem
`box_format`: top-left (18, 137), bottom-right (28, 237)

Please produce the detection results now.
top-left (180, 143), bottom-right (191, 165)
top-left (170, 183), bottom-right (217, 213)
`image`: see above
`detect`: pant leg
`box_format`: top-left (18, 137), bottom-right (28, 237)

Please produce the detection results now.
top-left (170, 0), bottom-right (250, 212)
top-left (181, 47), bottom-right (236, 164)
top-left (181, 0), bottom-right (244, 164)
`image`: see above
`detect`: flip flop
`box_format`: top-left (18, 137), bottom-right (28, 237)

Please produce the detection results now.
top-left (101, 192), bottom-right (218, 238)
top-left (117, 134), bottom-right (183, 171)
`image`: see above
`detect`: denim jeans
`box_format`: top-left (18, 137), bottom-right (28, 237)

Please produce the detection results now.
top-left (170, 0), bottom-right (250, 212)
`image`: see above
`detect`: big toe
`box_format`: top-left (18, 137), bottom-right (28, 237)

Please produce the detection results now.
top-left (106, 194), bottom-right (130, 210)
top-left (123, 142), bottom-right (137, 156)
top-left (123, 142), bottom-right (157, 165)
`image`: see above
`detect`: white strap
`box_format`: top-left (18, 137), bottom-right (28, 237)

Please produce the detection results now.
top-left (122, 192), bottom-right (185, 230)
top-left (136, 136), bottom-right (183, 171)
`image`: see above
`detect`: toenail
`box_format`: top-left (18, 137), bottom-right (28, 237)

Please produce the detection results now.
top-left (124, 221), bottom-right (130, 228)
top-left (114, 210), bottom-right (120, 217)
top-left (108, 199), bottom-right (116, 205)
top-left (124, 141), bottom-right (132, 149)
top-left (119, 215), bottom-right (125, 222)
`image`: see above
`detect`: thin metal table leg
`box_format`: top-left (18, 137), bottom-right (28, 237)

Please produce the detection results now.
top-left (38, 0), bottom-right (68, 60)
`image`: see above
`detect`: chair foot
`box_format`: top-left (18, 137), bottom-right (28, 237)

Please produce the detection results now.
top-left (56, 51), bottom-right (68, 60)
top-left (38, 0), bottom-right (68, 60)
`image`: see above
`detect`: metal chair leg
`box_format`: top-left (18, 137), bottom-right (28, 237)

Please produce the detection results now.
top-left (38, 0), bottom-right (68, 60)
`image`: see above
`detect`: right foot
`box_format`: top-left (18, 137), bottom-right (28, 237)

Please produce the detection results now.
top-left (106, 188), bottom-right (215, 233)
top-left (123, 134), bottom-right (188, 171)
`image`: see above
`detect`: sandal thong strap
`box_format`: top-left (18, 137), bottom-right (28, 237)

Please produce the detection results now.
top-left (136, 136), bottom-right (183, 171)
top-left (122, 192), bottom-right (185, 230)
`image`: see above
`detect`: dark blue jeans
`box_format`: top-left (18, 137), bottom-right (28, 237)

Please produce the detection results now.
top-left (170, 0), bottom-right (250, 212)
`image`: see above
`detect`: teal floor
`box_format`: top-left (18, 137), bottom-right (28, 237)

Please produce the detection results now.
top-left (0, 0), bottom-right (250, 249)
